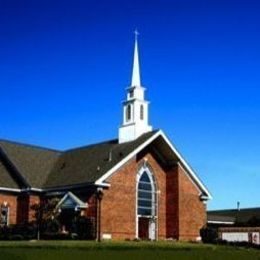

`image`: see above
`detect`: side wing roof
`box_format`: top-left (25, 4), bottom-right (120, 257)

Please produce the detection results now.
top-left (0, 140), bottom-right (60, 188)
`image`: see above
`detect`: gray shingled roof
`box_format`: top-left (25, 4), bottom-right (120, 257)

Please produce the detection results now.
top-left (44, 130), bottom-right (158, 188)
top-left (207, 214), bottom-right (235, 223)
top-left (0, 131), bottom-right (158, 190)
top-left (0, 140), bottom-right (61, 188)
top-left (0, 158), bottom-right (20, 189)
top-left (208, 208), bottom-right (260, 224)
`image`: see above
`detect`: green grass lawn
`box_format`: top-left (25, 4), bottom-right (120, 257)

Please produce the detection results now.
top-left (0, 241), bottom-right (259, 260)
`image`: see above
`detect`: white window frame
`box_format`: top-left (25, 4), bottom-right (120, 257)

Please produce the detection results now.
top-left (135, 162), bottom-right (158, 239)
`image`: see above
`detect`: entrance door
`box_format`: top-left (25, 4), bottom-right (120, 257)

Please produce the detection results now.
top-left (59, 209), bottom-right (79, 232)
top-left (149, 219), bottom-right (156, 240)
top-left (138, 217), bottom-right (149, 239)
top-left (138, 217), bottom-right (156, 240)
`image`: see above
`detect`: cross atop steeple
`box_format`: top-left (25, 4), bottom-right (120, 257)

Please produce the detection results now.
top-left (131, 30), bottom-right (141, 87)
top-left (134, 29), bottom-right (139, 40)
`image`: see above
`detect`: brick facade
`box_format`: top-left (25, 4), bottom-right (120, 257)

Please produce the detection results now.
top-left (101, 158), bottom-right (137, 239)
top-left (178, 164), bottom-right (206, 240)
top-left (0, 145), bottom-right (207, 241)
top-left (100, 149), bottom-right (206, 241)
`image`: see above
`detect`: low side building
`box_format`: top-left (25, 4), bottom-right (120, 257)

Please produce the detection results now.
top-left (207, 207), bottom-right (260, 244)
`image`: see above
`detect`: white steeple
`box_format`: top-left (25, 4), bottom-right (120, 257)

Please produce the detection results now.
top-left (131, 30), bottom-right (141, 86)
top-left (118, 31), bottom-right (152, 144)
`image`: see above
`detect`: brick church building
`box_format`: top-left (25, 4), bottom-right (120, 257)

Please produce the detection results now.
top-left (0, 34), bottom-right (211, 241)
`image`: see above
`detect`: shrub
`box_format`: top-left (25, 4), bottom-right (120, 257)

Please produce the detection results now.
top-left (71, 216), bottom-right (95, 240)
top-left (0, 223), bottom-right (37, 240)
top-left (200, 227), bottom-right (218, 244)
top-left (42, 218), bottom-right (61, 234)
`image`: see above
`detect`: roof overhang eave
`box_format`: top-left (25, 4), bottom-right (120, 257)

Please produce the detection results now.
top-left (0, 187), bottom-right (21, 193)
top-left (207, 220), bottom-right (235, 225)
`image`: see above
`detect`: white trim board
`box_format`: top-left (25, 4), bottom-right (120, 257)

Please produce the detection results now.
top-left (0, 187), bottom-right (21, 193)
top-left (207, 220), bottom-right (235, 225)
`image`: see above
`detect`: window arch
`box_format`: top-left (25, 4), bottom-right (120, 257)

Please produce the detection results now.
top-left (137, 167), bottom-right (157, 216)
top-left (140, 105), bottom-right (144, 120)
top-left (126, 105), bottom-right (131, 121)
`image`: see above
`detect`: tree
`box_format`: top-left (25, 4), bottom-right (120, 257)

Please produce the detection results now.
top-left (30, 198), bottom-right (60, 240)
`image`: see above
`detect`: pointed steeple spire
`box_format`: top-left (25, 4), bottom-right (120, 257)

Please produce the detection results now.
top-left (131, 30), bottom-right (141, 87)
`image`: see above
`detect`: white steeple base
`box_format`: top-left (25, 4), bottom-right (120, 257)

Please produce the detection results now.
top-left (119, 123), bottom-right (152, 143)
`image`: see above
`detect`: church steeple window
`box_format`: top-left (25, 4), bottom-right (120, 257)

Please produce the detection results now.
top-left (140, 105), bottom-right (144, 120)
top-left (126, 105), bottom-right (131, 121)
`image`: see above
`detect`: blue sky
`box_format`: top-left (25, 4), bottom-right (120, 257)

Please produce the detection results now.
top-left (0, 0), bottom-right (259, 209)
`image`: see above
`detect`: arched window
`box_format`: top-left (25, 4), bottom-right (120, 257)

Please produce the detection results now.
top-left (126, 105), bottom-right (131, 121)
top-left (140, 105), bottom-right (144, 120)
top-left (137, 170), bottom-right (157, 216)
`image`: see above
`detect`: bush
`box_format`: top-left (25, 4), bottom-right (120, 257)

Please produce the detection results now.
top-left (0, 216), bottom-right (95, 240)
top-left (71, 216), bottom-right (95, 240)
top-left (0, 223), bottom-right (37, 240)
top-left (42, 218), bottom-right (61, 234)
top-left (200, 227), bottom-right (218, 244)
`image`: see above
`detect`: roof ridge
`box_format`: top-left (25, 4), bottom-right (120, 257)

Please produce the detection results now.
top-left (208, 207), bottom-right (260, 212)
top-left (64, 138), bottom-right (119, 153)
top-left (65, 130), bottom-right (160, 153)
top-left (0, 139), bottom-right (61, 153)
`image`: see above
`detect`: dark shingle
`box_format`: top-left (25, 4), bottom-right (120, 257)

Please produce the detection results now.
top-left (208, 208), bottom-right (260, 224)
top-left (44, 131), bottom-right (158, 188)
top-left (207, 214), bottom-right (235, 223)
top-left (0, 158), bottom-right (20, 189)
top-left (0, 131), bottom-right (158, 189)
top-left (0, 140), bottom-right (61, 188)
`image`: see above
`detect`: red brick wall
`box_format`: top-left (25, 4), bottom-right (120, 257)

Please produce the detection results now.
top-left (16, 194), bottom-right (40, 224)
top-left (101, 158), bottom-right (136, 239)
top-left (166, 165), bottom-right (179, 239)
top-left (100, 151), bottom-right (168, 240)
top-left (100, 151), bottom-right (206, 241)
top-left (28, 195), bottom-right (40, 222)
top-left (85, 194), bottom-right (97, 219)
top-left (0, 194), bottom-right (17, 225)
top-left (178, 164), bottom-right (206, 241)
top-left (17, 195), bottom-right (29, 224)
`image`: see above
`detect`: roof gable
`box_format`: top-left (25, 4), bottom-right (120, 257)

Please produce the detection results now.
top-left (44, 131), bottom-right (158, 188)
top-left (95, 130), bottom-right (212, 200)
top-left (56, 192), bottom-right (87, 210)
